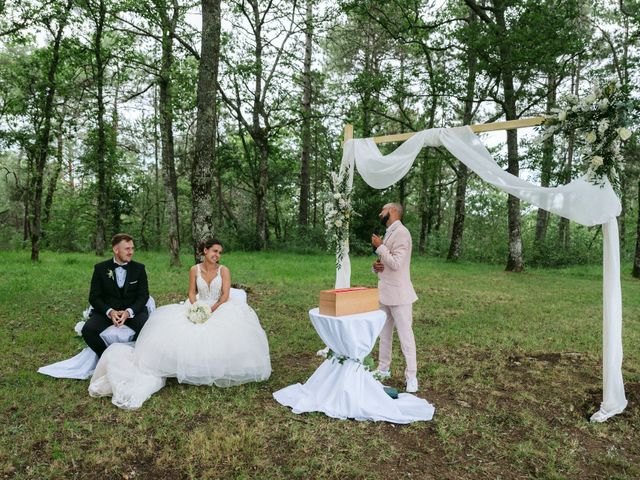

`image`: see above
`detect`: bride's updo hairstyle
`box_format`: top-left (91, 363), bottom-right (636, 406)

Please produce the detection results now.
top-left (198, 237), bottom-right (223, 256)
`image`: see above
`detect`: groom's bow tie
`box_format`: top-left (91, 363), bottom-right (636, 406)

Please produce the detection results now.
top-left (113, 262), bottom-right (129, 270)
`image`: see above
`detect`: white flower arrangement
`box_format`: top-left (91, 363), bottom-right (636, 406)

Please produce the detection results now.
top-left (325, 164), bottom-right (356, 269)
top-left (187, 302), bottom-right (211, 324)
top-left (74, 321), bottom-right (85, 336)
top-left (540, 80), bottom-right (636, 190)
top-left (74, 307), bottom-right (92, 336)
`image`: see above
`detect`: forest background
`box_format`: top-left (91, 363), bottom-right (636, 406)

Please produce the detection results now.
top-left (1, 0), bottom-right (639, 273)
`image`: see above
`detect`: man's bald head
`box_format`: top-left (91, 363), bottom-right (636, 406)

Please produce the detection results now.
top-left (384, 203), bottom-right (404, 219)
top-left (379, 203), bottom-right (404, 227)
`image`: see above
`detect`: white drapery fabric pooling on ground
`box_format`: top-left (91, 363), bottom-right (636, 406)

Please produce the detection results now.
top-left (334, 125), bottom-right (626, 422)
top-left (273, 308), bottom-right (435, 423)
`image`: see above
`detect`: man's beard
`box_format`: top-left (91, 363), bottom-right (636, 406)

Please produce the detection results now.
top-left (380, 213), bottom-right (390, 226)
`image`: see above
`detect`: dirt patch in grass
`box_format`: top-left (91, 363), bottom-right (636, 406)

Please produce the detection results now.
top-left (272, 351), bottom-right (320, 381)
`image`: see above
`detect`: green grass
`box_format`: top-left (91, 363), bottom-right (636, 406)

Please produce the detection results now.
top-left (1, 250), bottom-right (639, 479)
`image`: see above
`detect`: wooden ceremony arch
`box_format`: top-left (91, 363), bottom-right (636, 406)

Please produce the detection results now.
top-left (343, 116), bottom-right (545, 144)
top-left (336, 116), bottom-right (627, 423)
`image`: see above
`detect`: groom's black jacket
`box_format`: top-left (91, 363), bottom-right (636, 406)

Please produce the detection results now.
top-left (89, 259), bottom-right (149, 316)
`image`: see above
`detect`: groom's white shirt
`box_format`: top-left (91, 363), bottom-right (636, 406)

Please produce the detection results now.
top-left (106, 257), bottom-right (134, 318)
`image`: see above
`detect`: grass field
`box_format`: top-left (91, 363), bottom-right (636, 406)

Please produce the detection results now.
top-left (1, 250), bottom-right (639, 479)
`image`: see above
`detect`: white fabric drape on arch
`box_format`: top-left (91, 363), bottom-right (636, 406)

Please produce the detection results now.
top-left (335, 125), bottom-right (626, 422)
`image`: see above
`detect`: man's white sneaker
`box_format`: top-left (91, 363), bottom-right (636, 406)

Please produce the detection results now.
top-left (373, 369), bottom-right (391, 379)
top-left (406, 377), bottom-right (418, 393)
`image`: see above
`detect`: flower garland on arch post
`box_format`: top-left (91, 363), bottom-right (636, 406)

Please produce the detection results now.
top-left (540, 81), bottom-right (635, 191)
top-left (325, 164), bottom-right (355, 270)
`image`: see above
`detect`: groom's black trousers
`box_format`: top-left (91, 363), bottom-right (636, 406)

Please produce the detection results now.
top-left (82, 310), bottom-right (149, 357)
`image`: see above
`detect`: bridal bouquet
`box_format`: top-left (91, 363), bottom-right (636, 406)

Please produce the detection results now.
top-left (187, 302), bottom-right (211, 324)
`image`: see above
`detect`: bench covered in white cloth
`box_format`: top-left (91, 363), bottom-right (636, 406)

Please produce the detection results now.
top-left (38, 289), bottom-right (247, 379)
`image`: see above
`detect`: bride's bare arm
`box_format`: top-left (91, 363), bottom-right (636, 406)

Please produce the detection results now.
top-left (188, 265), bottom-right (198, 304)
top-left (211, 266), bottom-right (231, 312)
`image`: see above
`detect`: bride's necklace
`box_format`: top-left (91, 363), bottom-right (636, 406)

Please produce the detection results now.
top-left (200, 262), bottom-right (219, 279)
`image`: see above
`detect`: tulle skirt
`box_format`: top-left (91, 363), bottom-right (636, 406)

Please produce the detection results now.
top-left (89, 343), bottom-right (166, 410)
top-left (133, 299), bottom-right (272, 386)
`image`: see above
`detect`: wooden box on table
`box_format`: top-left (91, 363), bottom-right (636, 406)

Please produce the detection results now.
top-left (319, 287), bottom-right (379, 316)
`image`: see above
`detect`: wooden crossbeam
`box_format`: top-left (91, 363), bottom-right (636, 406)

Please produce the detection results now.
top-left (344, 116), bottom-right (545, 145)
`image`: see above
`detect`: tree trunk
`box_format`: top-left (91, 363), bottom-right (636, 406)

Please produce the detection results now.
top-left (362, 49), bottom-right (372, 138)
top-left (495, 4), bottom-right (523, 272)
top-left (298, 0), bottom-right (313, 228)
top-left (559, 60), bottom-right (581, 250)
top-left (418, 94), bottom-right (438, 253)
top-left (254, 136), bottom-right (269, 249)
top-left (43, 115), bottom-right (65, 227)
top-left (154, 85), bottom-right (162, 249)
top-left (251, 0), bottom-right (268, 250)
top-left (633, 176), bottom-right (640, 278)
top-left (67, 140), bottom-right (74, 190)
top-left (558, 136), bottom-right (573, 249)
top-left (435, 159), bottom-right (444, 233)
top-left (23, 154), bottom-right (30, 241)
top-left (192, 0), bottom-right (221, 261)
top-left (272, 192), bottom-right (282, 241)
top-left (534, 73), bottom-right (556, 245)
top-left (93, 0), bottom-right (108, 256)
top-left (29, 0), bottom-right (71, 261)
top-left (418, 151), bottom-right (429, 254)
top-left (447, 10), bottom-right (477, 260)
top-left (558, 115), bottom-right (575, 249)
top-left (426, 159), bottom-right (438, 237)
top-left (312, 126), bottom-right (319, 228)
top-left (158, 0), bottom-right (181, 266)
top-left (619, 167), bottom-right (627, 250)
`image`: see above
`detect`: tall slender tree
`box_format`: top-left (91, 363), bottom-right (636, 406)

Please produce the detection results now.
top-left (448, 8), bottom-right (478, 261)
top-left (192, 0), bottom-right (222, 259)
top-left (156, 0), bottom-right (182, 266)
top-left (81, 0), bottom-right (111, 255)
top-left (28, 0), bottom-right (73, 261)
top-left (534, 73), bottom-right (557, 247)
top-left (298, 0), bottom-right (313, 229)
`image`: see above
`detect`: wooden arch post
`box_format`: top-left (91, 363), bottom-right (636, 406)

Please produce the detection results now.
top-left (343, 124), bottom-right (353, 144)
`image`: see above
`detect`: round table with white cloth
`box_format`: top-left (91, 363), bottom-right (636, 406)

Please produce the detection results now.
top-left (273, 308), bottom-right (435, 423)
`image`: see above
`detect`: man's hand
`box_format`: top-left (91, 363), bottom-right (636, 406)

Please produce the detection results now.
top-left (371, 234), bottom-right (383, 248)
top-left (372, 259), bottom-right (384, 273)
top-left (109, 310), bottom-right (130, 327)
top-left (118, 310), bottom-right (131, 325)
top-left (108, 309), bottom-right (121, 326)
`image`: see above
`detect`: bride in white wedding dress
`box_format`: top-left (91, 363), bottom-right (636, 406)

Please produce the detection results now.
top-left (88, 239), bottom-right (272, 409)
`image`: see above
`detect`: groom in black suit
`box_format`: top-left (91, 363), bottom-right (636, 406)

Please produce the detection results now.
top-left (82, 233), bottom-right (150, 357)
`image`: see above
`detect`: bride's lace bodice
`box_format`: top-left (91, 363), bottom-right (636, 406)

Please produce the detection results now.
top-left (196, 264), bottom-right (222, 305)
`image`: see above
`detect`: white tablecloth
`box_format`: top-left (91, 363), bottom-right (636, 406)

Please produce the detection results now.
top-left (273, 308), bottom-right (435, 423)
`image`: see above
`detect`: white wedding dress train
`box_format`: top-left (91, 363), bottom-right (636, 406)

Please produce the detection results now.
top-left (89, 266), bottom-right (271, 409)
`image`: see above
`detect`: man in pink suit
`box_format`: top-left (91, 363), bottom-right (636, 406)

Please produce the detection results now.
top-left (371, 203), bottom-right (419, 393)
